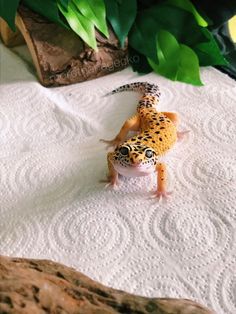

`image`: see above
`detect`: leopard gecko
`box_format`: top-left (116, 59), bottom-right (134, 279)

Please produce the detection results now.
top-left (101, 82), bottom-right (188, 199)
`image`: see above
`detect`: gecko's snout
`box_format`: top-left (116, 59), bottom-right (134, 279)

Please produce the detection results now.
top-left (130, 154), bottom-right (143, 166)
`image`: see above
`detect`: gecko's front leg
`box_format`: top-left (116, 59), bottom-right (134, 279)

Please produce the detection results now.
top-left (100, 114), bottom-right (140, 148)
top-left (153, 163), bottom-right (172, 200)
top-left (100, 152), bottom-right (119, 189)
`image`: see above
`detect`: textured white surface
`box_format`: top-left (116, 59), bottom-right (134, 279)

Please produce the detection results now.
top-left (0, 42), bottom-right (236, 314)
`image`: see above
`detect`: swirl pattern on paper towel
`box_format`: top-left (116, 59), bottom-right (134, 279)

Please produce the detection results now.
top-left (210, 256), bottom-right (236, 314)
top-left (0, 214), bottom-right (41, 256)
top-left (47, 202), bottom-right (135, 273)
top-left (142, 201), bottom-right (234, 270)
top-left (106, 253), bottom-right (199, 300)
top-left (202, 104), bottom-right (236, 147)
top-left (0, 43), bottom-right (236, 314)
top-left (176, 150), bottom-right (236, 191)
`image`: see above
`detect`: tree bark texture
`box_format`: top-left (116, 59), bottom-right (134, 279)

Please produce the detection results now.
top-left (0, 255), bottom-right (215, 314)
top-left (0, 6), bottom-right (129, 86)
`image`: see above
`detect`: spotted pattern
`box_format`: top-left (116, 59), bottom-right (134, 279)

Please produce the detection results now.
top-left (110, 82), bottom-right (177, 168)
top-left (113, 144), bottom-right (157, 169)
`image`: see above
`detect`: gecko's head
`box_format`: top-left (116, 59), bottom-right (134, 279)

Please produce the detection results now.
top-left (113, 144), bottom-right (157, 176)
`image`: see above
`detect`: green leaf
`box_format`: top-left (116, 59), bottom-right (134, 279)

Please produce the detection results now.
top-left (194, 28), bottom-right (228, 66)
top-left (59, 0), bottom-right (70, 9)
top-left (58, 1), bottom-right (97, 50)
top-left (22, 0), bottom-right (68, 29)
top-left (129, 3), bottom-right (208, 63)
top-left (137, 4), bottom-right (208, 47)
top-left (129, 19), bottom-right (158, 62)
top-left (72, 0), bottom-right (109, 38)
top-left (0, 0), bottom-right (20, 30)
top-left (104, 0), bottom-right (137, 47)
top-left (148, 30), bottom-right (203, 86)
top-left (166, 0), bottom-right (208, 27)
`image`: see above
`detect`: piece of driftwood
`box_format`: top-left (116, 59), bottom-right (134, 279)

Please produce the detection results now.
top-left (0, 255), bottom-right (215, 314)
top-left (0, 6), bottom-right (129, 86)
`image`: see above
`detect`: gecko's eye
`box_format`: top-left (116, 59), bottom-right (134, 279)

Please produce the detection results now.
top-left (145, 149), bottom-right (154, 158)
top-left (119, 146), bottom-right (129, 156)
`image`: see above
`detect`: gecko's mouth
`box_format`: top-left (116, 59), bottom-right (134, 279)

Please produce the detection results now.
top-left (114, 162), bottom-right (156, 178)
top-left (130, 163), bottom-right (143, 168)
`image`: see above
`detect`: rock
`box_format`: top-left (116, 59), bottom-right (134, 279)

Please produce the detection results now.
top-left (0, 255), bottom-right (215, 314)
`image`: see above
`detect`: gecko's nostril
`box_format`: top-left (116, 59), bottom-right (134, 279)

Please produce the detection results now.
top-left (132, 159), bottom-right (142, 165)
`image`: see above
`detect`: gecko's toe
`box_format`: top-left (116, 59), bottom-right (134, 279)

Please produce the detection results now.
top-left (177, 130), bottom-right (190, 141)
top-left (100, 176), bottom-right (119, 190)
top-left (151, 190), bottom-right (173, 201)
top-left (100, 138), bottom-right (121, 149)
top-left (105, 183), bottom-right (119, 190)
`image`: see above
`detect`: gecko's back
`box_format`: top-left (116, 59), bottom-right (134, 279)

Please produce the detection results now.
top-left (111, 82), bottom-right (177, 155)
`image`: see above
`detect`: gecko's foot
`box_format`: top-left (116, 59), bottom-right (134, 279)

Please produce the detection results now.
top-left (177, 130), bottom-right (190, 141)
top-left (100, 138), bottom-right (121, 149)
top-left (151, 190), bottom-right (173, 201)
top-left (100, 176), bottom-right (119, 190)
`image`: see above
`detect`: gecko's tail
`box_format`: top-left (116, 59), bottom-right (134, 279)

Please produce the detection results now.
top-left (109, 82), bottom-right (160, 96)
top-left (106, 81), bottom-right (161, 111)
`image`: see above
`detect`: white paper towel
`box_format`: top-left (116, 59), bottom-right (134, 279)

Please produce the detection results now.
top-left (0, 42), bottom-right (236, 314)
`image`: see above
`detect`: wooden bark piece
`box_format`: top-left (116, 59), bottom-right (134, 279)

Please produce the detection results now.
top-left (0, 6), bottom-right (129, 86)
top-left (0, 255), bottom-right (215, 314)
top-left (0, 18), bottom-right (25, 47)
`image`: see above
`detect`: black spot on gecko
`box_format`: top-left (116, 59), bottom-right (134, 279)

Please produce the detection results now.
top-left (159, 138), bottom-right (163, 141)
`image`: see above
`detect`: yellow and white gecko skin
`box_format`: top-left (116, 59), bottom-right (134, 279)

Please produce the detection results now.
top-left (101, 82), bottom-right (183, 199)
